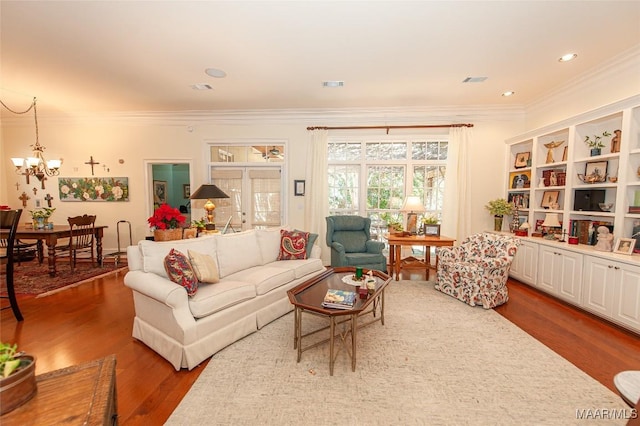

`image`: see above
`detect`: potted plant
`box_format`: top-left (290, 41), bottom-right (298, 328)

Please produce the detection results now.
top-left (0, 342), bottom-right (37, 415)
top-left (29, 207), bottom-right (55, 229)
top-left (485, 198), bottom-right (514, 231)
top-left (584, 131), bottom-right (611, 156)
top-left (148, 203), bottom-right (186, 241)
top-left (380, 213), bottom-right (404, 234)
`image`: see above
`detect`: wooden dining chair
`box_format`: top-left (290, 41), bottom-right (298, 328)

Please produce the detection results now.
top-left (0, 208), bottom-right (24, 321)
top-left (56, 214), bottom-right (97, 272)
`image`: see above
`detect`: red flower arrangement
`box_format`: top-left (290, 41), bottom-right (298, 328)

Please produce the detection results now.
top-left (148, 203), bottom-right (186, 230)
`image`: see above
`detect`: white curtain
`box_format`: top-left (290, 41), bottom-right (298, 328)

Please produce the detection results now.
top-left (304, 129), bottom-right (330, 265)
top-left (442, 126), bottom-right (473, 243)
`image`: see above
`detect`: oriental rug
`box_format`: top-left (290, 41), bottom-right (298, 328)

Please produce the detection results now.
top-left (166, 280), bottom-right (630, 426)
top-left (0, 259), bottom-right (127, 297)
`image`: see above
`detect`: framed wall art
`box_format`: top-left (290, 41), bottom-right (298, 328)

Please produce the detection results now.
top-left (153, 180), bottom-right (168, 204)
top-left (58, 177), bottom-right (130, 202)
top-left (183, 184), bottom-right (191, 198)
top-left (294, 180), bottom-right (305, 196)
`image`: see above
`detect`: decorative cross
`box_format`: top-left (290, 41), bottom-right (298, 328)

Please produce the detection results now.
top-left (85, 156), bottom-right (100, 176)
top-left (21, 169), bottom-right (31, 184)
top-left (44, 193), bottom-right (54, 207)
top-left (32, 187), bottom-right (38, 195)
top-left (40, 176), bottom-right (47, 190)
top-left (19, 192), bottom-right (30, 207)
top-left (15, 182), bottom-right (20, 191)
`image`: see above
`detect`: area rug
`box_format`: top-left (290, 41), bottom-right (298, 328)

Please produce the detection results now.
top-left (166, 281), bottom-right (630, 426)
top-left (0, 259), bottom-right (127, 297)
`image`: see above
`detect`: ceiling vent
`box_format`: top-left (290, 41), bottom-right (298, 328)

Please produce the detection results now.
top-left (322, 81), bottom-right (344, 87)
top-left (462, 77), bottom-right (488, 83)
top-left (191, 84), bottom-right (213, 90)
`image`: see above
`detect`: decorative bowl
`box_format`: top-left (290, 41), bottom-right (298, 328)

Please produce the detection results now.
top-left (608, 176), bottom-right (618, 183)
top-left (599, 203), bottom-right (614, 212)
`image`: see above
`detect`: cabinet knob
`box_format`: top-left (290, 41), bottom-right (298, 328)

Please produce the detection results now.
top-left (608, 265), bottom-right (613, 269)
top-left (614, 266), bottom-right (620, 270)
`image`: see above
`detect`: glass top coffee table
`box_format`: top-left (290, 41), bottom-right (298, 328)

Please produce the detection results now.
top-left (287, 266), bottom-right (391, 376)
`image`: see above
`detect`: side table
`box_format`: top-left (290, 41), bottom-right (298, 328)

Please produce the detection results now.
top-left (1, 354), bottom-right (118, 425)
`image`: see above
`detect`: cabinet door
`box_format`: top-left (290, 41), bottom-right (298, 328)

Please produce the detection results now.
top-left (613, 263), bottom-right (640, 331)
top-left (582, 257), bottom-right (615, 317)
top-left (537, 245), bottom-right (583, 303)
top-left (510, 240), bottom-right (538, 286)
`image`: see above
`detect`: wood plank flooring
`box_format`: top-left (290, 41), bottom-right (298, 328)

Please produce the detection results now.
top-left (1, 267), bottom-right (638, 424)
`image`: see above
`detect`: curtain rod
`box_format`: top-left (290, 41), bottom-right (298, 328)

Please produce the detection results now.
top-left (306, 123), bottom-right (473, 134)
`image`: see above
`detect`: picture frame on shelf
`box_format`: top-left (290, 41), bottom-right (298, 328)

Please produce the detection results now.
top-left (514, 152), bottom-right (530, 169)
top-left (423, 224), bottom-right (441, 236)
top-left (183, 184), bottom-right (190, 198)
top-left (613, 237), bottom-right (636, 255)
top-left (541, 190), bottom-right (560, 208)
top-left (584, 160), bottom-right (608, 179)
top-left (509, 171), bottom-right (531, 189)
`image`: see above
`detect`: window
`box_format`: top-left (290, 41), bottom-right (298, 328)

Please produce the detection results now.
top-left (328, 137), bottom-right (448, 226)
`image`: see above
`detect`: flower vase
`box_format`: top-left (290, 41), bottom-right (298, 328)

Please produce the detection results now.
top-left (154, 228), bottom-right (183, 241)
top-left (590, 148), bottom-right (601, 156)
top-left (494, 215), bottom-right (503, 232)
top-left (35, 218), bottom-right (45, 229)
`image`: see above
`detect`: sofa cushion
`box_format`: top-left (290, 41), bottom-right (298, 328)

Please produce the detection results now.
top-left (278, 229), bottom-right (309, 260)
top-left (226, 265), bottom-right (296, 296)
top-left (140, 236), bottom-right (217, 278)
top-left (164, 248), bottom-right (198, 296)
top-left (188, 280), bottom-right (257, 318)
top-left (271, 258), bottom-right (325, 278)
top-left (294, 229), bottom-right (318, 259)
top-left (216, 230), bottom-right (262, 277)
top-left (188, 250), bottom-right (220, 284)
top-left (256, 227), bottom-right (285, 264)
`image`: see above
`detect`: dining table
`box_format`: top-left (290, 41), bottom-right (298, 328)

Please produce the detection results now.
top-left (1, 224), bottom-right (108, 277)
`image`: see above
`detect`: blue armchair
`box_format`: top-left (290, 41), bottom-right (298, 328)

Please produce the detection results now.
top-left (325, 216), bottom-right (387, 273)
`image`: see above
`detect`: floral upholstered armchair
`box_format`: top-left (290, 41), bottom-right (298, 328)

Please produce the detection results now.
top-left (435, 233), bottom-right (520, 309)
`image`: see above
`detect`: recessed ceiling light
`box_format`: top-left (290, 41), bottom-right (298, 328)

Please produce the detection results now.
top-left (462, 77), bottom-right (488, 83)
top-left (191, 84), bottom-right (213, 90)
top-left (205, 68), bottom-right (227, 78)
top-left (322, 81), bottom-right (344, 87)
top-left (502, 91), bottom-right (515, 97)
top-left (559, 53), bottom-right (577, 62)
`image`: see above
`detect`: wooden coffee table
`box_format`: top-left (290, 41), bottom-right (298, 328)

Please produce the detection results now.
top-left (287, 267), bottom-right (391, 376)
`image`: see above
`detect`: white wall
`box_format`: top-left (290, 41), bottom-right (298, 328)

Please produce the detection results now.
top-left (1, 109), bottom-right (525, 252)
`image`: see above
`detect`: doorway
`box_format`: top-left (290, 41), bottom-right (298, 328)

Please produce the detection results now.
top-left (146, 160), bottom-right (193, 224)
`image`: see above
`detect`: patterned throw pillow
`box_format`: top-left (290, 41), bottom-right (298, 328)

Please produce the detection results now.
top-left (278, 229), bottom-right (309, 260)
top-left (188, 249), bottom-right (220, 284)
top-left (295, 229), bottom-right (318, 258)
top-left (164, 248), bottom-right (198, 296)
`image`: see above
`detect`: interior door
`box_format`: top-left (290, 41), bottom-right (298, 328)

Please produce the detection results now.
top-left (210, 167), bottom-right (282, 231)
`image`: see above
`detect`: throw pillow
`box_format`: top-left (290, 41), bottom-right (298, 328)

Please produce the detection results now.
top-left (188, 249), bottom-right (220, 284)
top-left (164, 248), bottom-right (198, 296)
top-left (278, 229), bottom-right (309, 260)
top-left (295, 229), bottom-right (318, 258)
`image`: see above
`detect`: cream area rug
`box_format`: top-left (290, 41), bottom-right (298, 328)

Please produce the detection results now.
top-left (166, 281), bottom-right (629, 425)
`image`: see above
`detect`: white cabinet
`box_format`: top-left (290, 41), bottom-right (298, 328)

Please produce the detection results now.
top-left (583, 256), bottom-right (640, 331)
top-left (510, 239), bottom-right (538, 285)
top-left (537, 245), bottom-right (583, 304)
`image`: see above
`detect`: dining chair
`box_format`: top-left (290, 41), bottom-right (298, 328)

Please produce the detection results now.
top-left (0, 208), bottom-right (24, 321)
top-left (56, 214), bottom-right (97, 272)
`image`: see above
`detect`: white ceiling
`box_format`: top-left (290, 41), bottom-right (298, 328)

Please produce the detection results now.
top-left (1, 1), bottom-right (639, 114)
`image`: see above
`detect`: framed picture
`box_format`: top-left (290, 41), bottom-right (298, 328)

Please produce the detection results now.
top-left (153, 180), bottom-right (168, 204)
top-left (613, 238), bottom-right (636, 255)
top-left (423, 224), bottom-right (441, 236)
top-left (183, 184), bottom-right (190, 198)
top-left (585, 161), bottom-right (608, 179)
top-left (514, 152), bottom-right (530, 169)
top-left (294, 180), bottom-right (305, 196)
top-left (541, 190), bottom-right (560, 208)
top-left (509, 171), bottom-right (531, 189)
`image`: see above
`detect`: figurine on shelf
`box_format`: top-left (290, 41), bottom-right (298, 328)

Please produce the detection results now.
top-left (543, 140), bottom-right (565, 164)
top-left (611, 129), bottom-right (621, 153)
top-left (594, 226), bottom-right (614, 252)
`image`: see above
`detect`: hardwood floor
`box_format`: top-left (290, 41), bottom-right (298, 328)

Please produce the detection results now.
top-left (1, 266), bottom-right (639, 424)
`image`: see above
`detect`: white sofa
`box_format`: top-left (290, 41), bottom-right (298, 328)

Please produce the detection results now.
top-left (124, 227), bottom-right (325, 370)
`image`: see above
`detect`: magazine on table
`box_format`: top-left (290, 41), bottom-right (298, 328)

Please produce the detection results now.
top-left (322, 289), bottom-right (357, 310)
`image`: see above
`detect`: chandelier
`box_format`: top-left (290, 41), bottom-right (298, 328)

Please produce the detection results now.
top-left (2, 97), bottom-right (61, 185)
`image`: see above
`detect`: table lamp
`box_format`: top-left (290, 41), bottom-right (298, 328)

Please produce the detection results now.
top-left (189, 184), bottom-right (229, 229)
top-left (542, 213), bottom-right (561, 240)
top-left (400, 196), bottom-right (426, 235)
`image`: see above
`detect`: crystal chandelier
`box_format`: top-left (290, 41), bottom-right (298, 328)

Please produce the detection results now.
top-left (2, 97), bottom-right (62, 185)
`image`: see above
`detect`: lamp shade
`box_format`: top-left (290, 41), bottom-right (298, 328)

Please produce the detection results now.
top-left (542, 213), bottom-right (561, 228)
top-left (190, 184), bottom-right (229, 200)
top-left (400, 196), bottom-right (426, 213)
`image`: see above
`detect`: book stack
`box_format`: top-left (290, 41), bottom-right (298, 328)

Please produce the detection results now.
top-left (322, 289), bottom-right (357, 310)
